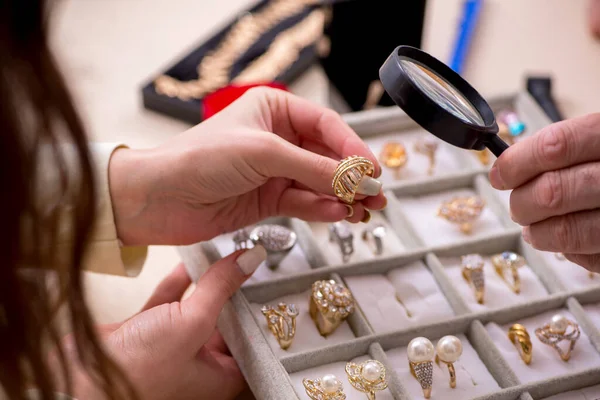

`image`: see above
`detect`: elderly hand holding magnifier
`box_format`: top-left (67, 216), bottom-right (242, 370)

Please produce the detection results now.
top-left (380, 46), bottom-right (600, 273)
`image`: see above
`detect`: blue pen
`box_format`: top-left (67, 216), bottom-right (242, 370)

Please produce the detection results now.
top-left (449, 0), bottom-right (483, 75)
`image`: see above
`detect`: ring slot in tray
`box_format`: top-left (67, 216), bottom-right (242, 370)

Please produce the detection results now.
top-left (177, 94), bottom-right (600, 399)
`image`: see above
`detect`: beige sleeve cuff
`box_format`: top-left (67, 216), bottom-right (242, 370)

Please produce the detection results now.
top-left (83, 143), bottom-right (147, 277)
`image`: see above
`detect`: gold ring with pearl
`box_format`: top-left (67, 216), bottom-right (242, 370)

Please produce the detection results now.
top-left (535, 314), bottom-right (580, 362)
top-left (345, 359), bottom-right (388, 400)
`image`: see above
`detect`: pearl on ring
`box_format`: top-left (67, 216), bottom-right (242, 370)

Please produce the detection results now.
top-left (550, 314), bottom-right (569, 334)
top-left (361, 360), bottom-right (382, 382)
top-left (407, 337), bottom-right (435, 363)
top-left (321, 374), bottom-right (342, 394)
top-left (436, 335), bottom-right (463, 363)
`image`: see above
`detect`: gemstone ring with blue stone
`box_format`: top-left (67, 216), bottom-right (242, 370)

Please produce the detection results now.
top-left (491, 251), bottom-right (525, 294)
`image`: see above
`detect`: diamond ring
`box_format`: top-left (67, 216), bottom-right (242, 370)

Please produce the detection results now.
top-left (261, 302), bottom-right (298, 350)
top-left (249, 224), bottom-right (297, 269)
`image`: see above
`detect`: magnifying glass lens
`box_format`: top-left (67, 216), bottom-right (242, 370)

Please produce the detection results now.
top-left (399, 59), bottom-right (485, 126)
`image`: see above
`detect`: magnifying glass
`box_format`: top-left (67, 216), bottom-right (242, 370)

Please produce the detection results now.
top-left (379, 45), bottom-right (509, 157)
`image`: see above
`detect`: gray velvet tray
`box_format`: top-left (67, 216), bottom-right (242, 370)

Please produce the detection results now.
top-left (178, 93), bottom-right (600, 400)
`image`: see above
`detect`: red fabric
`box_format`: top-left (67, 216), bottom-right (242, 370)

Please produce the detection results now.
top-left (202, 82), bottom-right (289, 119)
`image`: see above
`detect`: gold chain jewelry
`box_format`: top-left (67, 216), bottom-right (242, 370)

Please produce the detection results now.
top-left (154, 0), bottom-right (321, 100)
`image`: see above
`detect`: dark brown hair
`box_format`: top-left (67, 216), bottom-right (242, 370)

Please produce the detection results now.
top-left (0, 1), bottom-right (135, 398)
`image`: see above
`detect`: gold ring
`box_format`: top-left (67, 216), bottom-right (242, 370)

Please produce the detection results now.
top-left (492, 252), bottom-right (525, 294)
top-left (414, 139), bottom-right (439, 176)
top-left (379, 142), bottom-right (407, 179)
top-left (407, 337), bottom-right (434, 399)
top-left (437, 196), bottom-right (485, 234)
top-left (345, 360), bottom-right (388, 400)
top-left (461, 254), bottom-right (485, 304)
top-left (309, 280), bottom-right (355, 336)
top-left (303, 374), bottom-right (346, 400)
top-left (435, 335), bottom-right (462, 389)
top-left (261, 302), bottom-right (298, 350)
top-left (535, 314), bottom-right (580, 362)
top-left (333, 156), bottom-right (379, 204)
top-left (508, 324), bottom-right (532, 365)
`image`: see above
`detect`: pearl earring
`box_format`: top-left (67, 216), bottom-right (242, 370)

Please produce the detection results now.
top-left (435, 335), bottom-right (463, 388)
top-left (407, 337), bottom-right (434, 399)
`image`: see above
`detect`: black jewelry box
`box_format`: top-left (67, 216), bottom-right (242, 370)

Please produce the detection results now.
top-left (141, 0), bottom-right (323, 125)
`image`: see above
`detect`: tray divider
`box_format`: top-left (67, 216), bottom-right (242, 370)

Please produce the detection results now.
top-left (219, 292), bottom-right (300, 399)
top-left (383, 189), bottom-right (425, 249)
top-left (468, 320), bottom-right (521, 388)
top-left (290, 218), bottom-right (329, 268)
top-left (474, 174), bottom-right (514, 230)
top-left (425, 252), bottom-right (472, 315)
top-left (519, 238), bottom-right (567, 293)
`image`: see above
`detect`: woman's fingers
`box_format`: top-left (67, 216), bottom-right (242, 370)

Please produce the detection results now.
top-left (490, 113), bottom-right (600, 190)
top-left (181, 246), bottom-right (266, 350)
top-left (257, 136), bottom-right (382, 199)
top-left (510, 162), bottom-right (600, 226)
top-left (523, 209), bottom-right (600, 254)
top-left (563, 253), bottom-right (600, 273)
top-left (243, 87), bottom-right (381, 177)
top-left (140, 263), bottom-right (191, 312)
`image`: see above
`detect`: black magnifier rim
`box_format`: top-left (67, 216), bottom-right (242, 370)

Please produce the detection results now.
top-left (379, 45), bottom-right (499, 151)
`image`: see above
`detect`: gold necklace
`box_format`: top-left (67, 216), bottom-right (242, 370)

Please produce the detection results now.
top-left (154, 0), bottom-right (320, 101)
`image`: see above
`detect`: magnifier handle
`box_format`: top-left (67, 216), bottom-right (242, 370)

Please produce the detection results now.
top-left (486, 135), bottom-right (509, 157)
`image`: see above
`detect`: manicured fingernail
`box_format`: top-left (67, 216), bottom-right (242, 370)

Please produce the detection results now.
top-left (236, 245), bottom-right (267, 275)
top-left (356, 176), bottom-right (382, 196)
top-left (344, 204), bottom-right (354, 218)
top-left (489, 163), bottom-right (505, 190)
top-left (522, 227), bottom-right (531, 244)
top-left (361, 209), bottom-right (371, 224)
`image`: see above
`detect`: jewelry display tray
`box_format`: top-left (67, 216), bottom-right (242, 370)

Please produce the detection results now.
top-left (178, 92), bottom-right (600, 400)
top-left (141, 0), bottom-right (321, 125)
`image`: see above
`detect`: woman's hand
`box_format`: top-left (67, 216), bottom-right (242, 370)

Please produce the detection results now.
top-left (489, 113), bottom-right (600, 271)
top-left (57, 246), bottom-right (266, 400)
top-left (109, 88), bottom-right (386, 246)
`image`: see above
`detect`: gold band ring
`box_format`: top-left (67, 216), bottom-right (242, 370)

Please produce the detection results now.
top-left (333, 156), bottom-right (378, 204)
top-left (508, 324), bottom-right (532, 365)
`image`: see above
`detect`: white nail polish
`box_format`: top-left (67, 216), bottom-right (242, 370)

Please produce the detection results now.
top-left (356, 176), bottom-right (382, 196)
top-left (236, 245), bottom-right (267, 275)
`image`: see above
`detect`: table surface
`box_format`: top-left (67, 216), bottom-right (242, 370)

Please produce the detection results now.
top-left (49, 0), bottom-right (600, 323)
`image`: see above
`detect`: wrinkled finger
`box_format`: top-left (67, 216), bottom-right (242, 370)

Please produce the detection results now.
top-left (277, 188), bottom-right (355, 221)
top-left (182, 246), bottom-right (267, 348)
top-left (140, 263), bottom-right (191, 312)
top-left (510, 162), bottom-right (600, 226)
top-left (563, 253), bottom-right (600, 273)
top-left (490, 113), bottom-right (600, 190)
top-left (244, 87), bottom-right (381, 177)
top-left (523, 209), bottom-right (600, 254)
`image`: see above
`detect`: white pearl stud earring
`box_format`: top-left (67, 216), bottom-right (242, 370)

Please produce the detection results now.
top-left (435, 335), bottom-right (463, 388)
top-left (407, 337), bottom-right (435, 399)
top-left (345, 359), bottom-right (388, 399)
